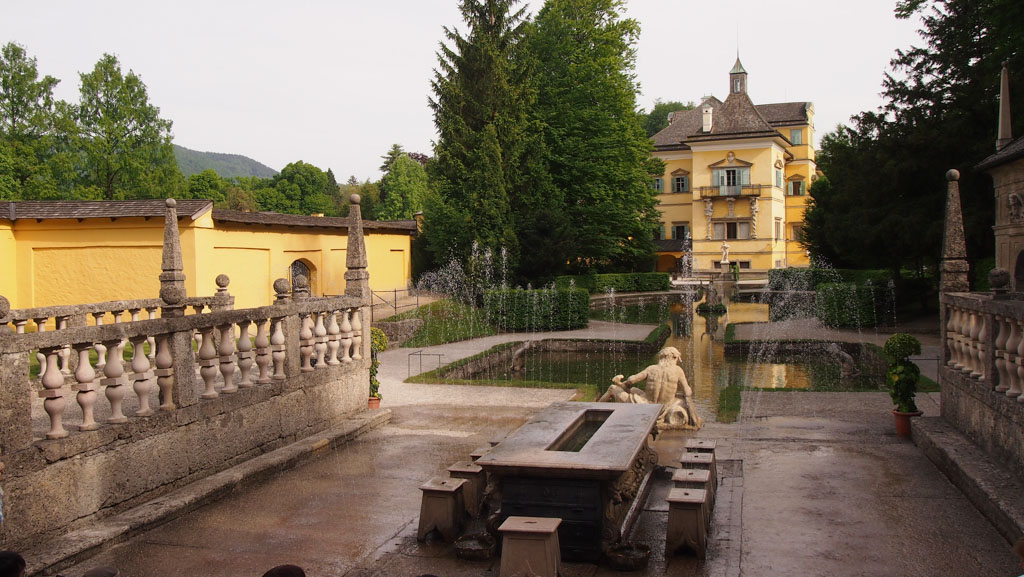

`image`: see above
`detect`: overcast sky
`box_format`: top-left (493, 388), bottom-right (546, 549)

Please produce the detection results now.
top-left (2, 0), bottom-right (921, 182)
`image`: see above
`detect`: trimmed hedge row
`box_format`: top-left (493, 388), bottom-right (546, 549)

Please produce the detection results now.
top-left (815, 283), bottom-right (892, 328)
top-left (554, 272), bottom-right (670, 293)
top-left (482, 288), bottom-right (590, 331)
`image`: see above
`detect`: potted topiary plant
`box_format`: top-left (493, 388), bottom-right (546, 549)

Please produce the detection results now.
top-left (368, 327), bottom-right (388, 409)
top-left (884, 332), bottom-right (922, 437)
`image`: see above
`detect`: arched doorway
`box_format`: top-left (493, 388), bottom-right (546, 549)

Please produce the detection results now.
top-left (290, 259), bottom-right (318, 295)
top-left (1014, 251), bottom-right (1024, 291)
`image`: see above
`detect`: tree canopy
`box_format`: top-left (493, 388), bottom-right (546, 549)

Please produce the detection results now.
top-left (802, 0), bottom-right (1023, 276)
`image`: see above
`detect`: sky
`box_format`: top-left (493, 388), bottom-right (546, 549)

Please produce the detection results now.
top-left (2, 0), bottom-right (923, 182)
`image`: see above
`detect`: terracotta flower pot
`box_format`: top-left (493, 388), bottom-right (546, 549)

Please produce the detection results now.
top-left (892, 409), bottom-right (923, 437)
top-left (368, 396), bottom-right (381, 409)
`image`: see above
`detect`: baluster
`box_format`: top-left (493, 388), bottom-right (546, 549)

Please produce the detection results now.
top-left (14, 320), bottom-right (26, 334)
top-left (299, 314), bottom-right (315, 372)
top-left (92, 313), bottom-right (107, 370)
top-left (236, 320), bottom-right (254, 388)
top-left (198, 326), bottom-right (219, 399)
top-left (34, 317), bottom-right (48, 378)
top-left (350, 308), bottom-right (363, 361)
top-left (72, 343), bottom-right (99, 431)
top-left (146, 307), bottom-right (159, 360)
top-left (254, 319), bottom-right (272, 384)
top-left (945, 306), bottom-right (958, 367)
top-left (129, 334), bottom-right (155, 416)
top-left (101, 339), bottom-right (128, 423)
top-left (219, 323), bottom-right (238, 393)
top-left (271, 317), bottom-right (286, 380)
top-left (1005, 318), bottom-right (1022, 395)
top-left (962, 311), bottom-right (977, 375)
top-left (56, 316), bottom-right (71, 374)
top-left (1012, 319), bottom-right (1024, 399)
top-left (973, 314), bottom-right (987, 380)
top-left (111, 310), bottom-right (126, 362)
top-left (326, 310), bottom-right (341, 365)
top-left (155, 334), bottom-right (176, 411)
top-left (313, 312), bottom-right (327, 369)
top-left (39, 346), bottom-right (68, 439)
top-left (994, 315), bottom-right (1011, 393)
top-left (339, 309), bottom-right (353, 363)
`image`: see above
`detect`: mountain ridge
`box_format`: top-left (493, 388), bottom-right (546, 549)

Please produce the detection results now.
top-left (173, 144), bottom-right (278, 179)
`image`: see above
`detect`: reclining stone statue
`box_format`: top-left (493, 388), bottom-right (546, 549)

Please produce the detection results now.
top-left (600, 346), bottom-right (703, 432)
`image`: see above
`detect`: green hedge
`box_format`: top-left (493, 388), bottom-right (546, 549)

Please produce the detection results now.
top-left (555, 272), bottom-right (670, 293)
top-left (483, 288), bottom-right (590, 331)
top-left (769, 267), bottom-right (895, 291)
top-left (815, 283), bottom-right (890, 328)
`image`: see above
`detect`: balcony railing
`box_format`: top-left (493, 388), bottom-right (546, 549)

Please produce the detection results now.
top-left (697, 184), bottom-right (769, 198)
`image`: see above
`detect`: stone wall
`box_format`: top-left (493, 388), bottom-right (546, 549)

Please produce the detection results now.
top-left (0, 362), bottom-right (367, 550)
top-left (375, 319), bottom-right (423, 348)
top-left (940, 366), bottom-right (1024, 479)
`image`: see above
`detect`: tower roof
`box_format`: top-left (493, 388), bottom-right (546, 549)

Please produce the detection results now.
top-left (730, 57), bottom-right (747, 75)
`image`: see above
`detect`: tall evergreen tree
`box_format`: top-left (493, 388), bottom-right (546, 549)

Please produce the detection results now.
top-left (532, 0), bottom-right (659, 272)
top-left (427, 0), bottom-right (543, 280)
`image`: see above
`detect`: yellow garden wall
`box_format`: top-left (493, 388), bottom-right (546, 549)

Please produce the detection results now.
top-left (1, 215), bottom-right (413, 311)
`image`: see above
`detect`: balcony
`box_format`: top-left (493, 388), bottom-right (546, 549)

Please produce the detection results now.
top-left (697, 184), bottom-right (769, 198)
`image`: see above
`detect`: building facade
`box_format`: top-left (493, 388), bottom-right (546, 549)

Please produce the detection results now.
top-left (0, 200), bottom-right (416, 311)
top-left (650, 58), bottom-right (817, 275)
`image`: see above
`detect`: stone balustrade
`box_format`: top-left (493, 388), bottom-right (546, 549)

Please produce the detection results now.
top-left (0, 287), bottom-right (365, 445)
top-left (942, 292), bottom-right (1024, 399)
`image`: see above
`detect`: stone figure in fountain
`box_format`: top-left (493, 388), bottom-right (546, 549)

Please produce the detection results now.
top-left (601, 347), bottom-right (703, 432)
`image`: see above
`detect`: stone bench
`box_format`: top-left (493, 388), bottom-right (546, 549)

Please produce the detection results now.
top-left (685, 438), bottom-right (717, 454)
top-left (417, 476), bottom-right (467, 542)
top-left (498, 516), bottom-right (562, 577)
top-left (666, 488), bottom-right (708, 559)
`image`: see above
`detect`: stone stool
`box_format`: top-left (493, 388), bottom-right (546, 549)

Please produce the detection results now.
top-left (685, 438), bottom-right (717, 454)
top-left (470, 446), bottom-right (492, 461)
top-left (671, 468), bottom-right (714, 525)
top-left (417, 476), bottom-right (467, 542)
top-left (680, 451), bottom-right (717, 495)
top-left (447, 460), bottom-right (485, 518)
top-left (666, 488), bottom-right (708, 559)
top-left (498, 516), bottom-right (562, 577)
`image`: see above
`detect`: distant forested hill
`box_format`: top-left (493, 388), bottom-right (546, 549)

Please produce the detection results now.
top-left (173, 144), bottom-right (278, 178)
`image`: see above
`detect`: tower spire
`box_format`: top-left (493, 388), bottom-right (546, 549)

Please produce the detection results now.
top-left (997, 61), bottom-right (1013, 151)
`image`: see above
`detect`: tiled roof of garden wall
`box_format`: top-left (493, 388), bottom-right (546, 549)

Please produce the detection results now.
top-left (212, 209), bottom-right (417, 233)
top-left (0, 200), bottom-right (213, 221)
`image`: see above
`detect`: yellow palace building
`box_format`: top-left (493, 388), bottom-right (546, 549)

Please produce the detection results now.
top-left (0, 199), bottom-right (416, 311)
top-left (650, 58), bottom-right (817, 275)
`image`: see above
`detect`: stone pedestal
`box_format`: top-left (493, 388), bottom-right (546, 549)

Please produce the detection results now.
top-left (499, 516), bottom-right (562, 577)
top-left (680, 451), bottom-right (717, 494)
top-left (685, 438), bottom-right (717, 454)
top-left (671, 468), bottom-right (713, 525)
top-left (666, 488), bottom-right (708, 559)
top-left (447, 460), bottom-right (485, 518)
top-left (417, 476), bottom-right (466, 542)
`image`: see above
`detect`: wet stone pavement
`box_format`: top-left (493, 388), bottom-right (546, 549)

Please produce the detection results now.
top-left (54, 318), bottom-right (1020, 577)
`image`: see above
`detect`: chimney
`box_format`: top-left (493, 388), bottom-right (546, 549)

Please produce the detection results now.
top-left (702, 106), bottom-right (713, 133)
top-left (997, 61), bottom-right (1013, 151)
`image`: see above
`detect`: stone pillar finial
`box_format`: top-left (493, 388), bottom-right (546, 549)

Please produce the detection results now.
top-left (345, 193), bottom-right (371, 302)
top-left (273, 278), bottom-right (291, 304)
top-left (0, 294), bottom-right (9, 320)
top-left (292, 275), bottom-right (310, 301)
top-left (212, 274), bottom-right (234, 311)
top-left (940, 170), bottom-right (970, 293)
top-left (159, 199), bottom-right (188, 316)
top-left (997, 60), bottom-right (1013, 151)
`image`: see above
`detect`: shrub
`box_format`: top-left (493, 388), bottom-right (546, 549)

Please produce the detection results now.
top-left (884, 333), bottom-right (921, 413)
top-left (483, 288), bottom-right (589, 331)
top-left (369, 327), bottom-right (388, 399)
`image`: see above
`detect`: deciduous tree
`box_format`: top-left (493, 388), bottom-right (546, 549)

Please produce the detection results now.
top-left (378, 152), bottom-right (429, 220)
